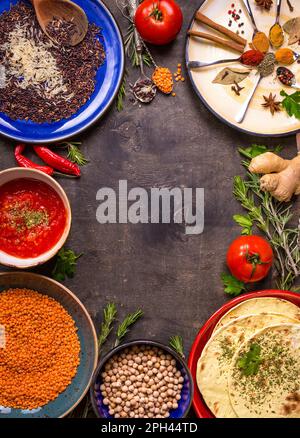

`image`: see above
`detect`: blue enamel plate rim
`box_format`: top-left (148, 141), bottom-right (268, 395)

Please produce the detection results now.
top-left (185, 0), bottom-right (299, 138)
top-left (0, 0), bottom-right (125, 144)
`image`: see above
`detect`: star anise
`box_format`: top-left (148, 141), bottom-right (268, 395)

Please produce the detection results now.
top-left (255, 0), bottom-right (273, 10)
top-left (261, 93), bottom-right (281, 115)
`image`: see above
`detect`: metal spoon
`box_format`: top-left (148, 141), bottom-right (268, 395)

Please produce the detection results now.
top-left (126, 0), bottom-right (156, 103)
top-left (269, 0), bottom-right (284, 49)
top-left (277, 67), bottom-right (300, 89)
top-left (132, 30), bottom-right (156, 103)
top-left (31, 0), bottom-right (88, 46)
top-left (242, 0), bottom-right (269, 50)
top-left (188, 58), bottom-right (243, 69)
top-left (235, 74), bottom-right (262, 124)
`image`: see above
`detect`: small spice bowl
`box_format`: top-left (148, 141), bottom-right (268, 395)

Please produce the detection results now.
top-left (0, 168), bottom-right (71, 269)
top-left (90, 340), bottom-right (194, 419)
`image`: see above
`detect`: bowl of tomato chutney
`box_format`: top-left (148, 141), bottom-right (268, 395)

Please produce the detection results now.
top-left (0, 168), bottom-right (71, 268)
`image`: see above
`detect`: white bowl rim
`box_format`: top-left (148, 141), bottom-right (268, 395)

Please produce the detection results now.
top-left (0, 167), bottom-right (72, 268)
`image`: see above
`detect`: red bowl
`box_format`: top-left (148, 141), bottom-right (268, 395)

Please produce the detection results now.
top-left (188, 290), bottom-right (300, 418)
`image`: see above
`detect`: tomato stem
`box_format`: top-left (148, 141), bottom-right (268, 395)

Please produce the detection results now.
top-left (246, 251), bottom-right (269, 280)
top-left (150, 3), bottom-right (163, 21)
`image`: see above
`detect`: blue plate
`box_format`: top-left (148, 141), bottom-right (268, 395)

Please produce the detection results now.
top-left (0, 0), bottom-right (124, 143)
top-left (0, 272), bottom-right (98, 418)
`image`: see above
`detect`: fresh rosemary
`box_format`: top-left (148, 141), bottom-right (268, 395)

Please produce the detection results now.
top-left (116, 76), bottom-right (127, 112)
top-left (59, 142), bottom-right (89, 166)
top-left (124, 23), bottom-right (153, 68)
top-left (115, 309), bottom-right (144, 346)
top-left (234, 145), bottom-right (300, 291)
top-left (98, 303), bottom-right (117, 349)
top-left (169, 335), bottom-right (185, 358)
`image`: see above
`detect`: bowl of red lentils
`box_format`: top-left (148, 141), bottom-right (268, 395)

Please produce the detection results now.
top-left (0, 271), bottom-right (98, 418)
top-left (90, 340), bottom-right (194, 419)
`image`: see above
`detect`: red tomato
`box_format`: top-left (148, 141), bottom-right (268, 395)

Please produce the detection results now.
top-left (134, 0), bottom-right (183, 46)
top-left (226, 236), bottom-right (273, 283)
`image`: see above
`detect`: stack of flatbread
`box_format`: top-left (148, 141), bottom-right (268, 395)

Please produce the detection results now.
top-left (196, 297), bottom-right (300, 418)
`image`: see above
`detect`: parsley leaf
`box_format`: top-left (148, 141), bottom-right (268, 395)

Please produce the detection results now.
top-left (221, 273), bottom-right (246, 297)
top-left (233, 214), bottom-right (253, 235)
top-left (238, 343), bottom-right (263, 376)
top-left (52, 248), bottom-right (82, 281)
top-left (280, 90), bottom-right (300, 120)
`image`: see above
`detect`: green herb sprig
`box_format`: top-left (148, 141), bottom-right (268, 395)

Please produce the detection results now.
top-left (238, 343), bottom-right (263, 376)
top-left (169, 335), bottom-right (185, 358)
top-left (281, 90), bottom-right (300, 120)
top-left (98, 303), bottom-right (117, 349)
top-left (52, 248), bottom-right (82, 281)
top-left (233, 144), bottom-right (300, 291)
top-left (59, 142), bottom-right (89, 166)
top-left (115, 309), bottom-right (144, 346)
top-left (124, 24), bottom-right (153, 68)
top-left (221, 273), bottom-right (247, 297)
top-left (116, 76), bottom-right (127, 112)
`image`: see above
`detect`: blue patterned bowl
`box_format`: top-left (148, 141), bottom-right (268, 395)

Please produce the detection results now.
top-left (91, 340), bottom-right (194, 418)
top-left (0, 272), bottom-right (98, 418)
top-left (0, 0), bottom-right (124, 143)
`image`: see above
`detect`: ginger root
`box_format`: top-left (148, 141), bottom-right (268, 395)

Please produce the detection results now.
top-left (249, 152), bottom-right (300, 202)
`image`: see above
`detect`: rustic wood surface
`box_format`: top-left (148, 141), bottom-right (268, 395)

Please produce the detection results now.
top-left (0, 0), bottom-right (299, 387)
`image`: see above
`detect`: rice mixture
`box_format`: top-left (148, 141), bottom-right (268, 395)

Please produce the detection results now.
top-left (0, 2), bottom-right (105, 123)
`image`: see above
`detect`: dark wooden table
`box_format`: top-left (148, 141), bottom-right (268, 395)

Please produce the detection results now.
top-left (0, 0), bottom-right (298, 366)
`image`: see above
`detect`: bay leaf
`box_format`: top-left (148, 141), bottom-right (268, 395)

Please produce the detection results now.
top-left (212, 67), bottom-right (250, 85)
top-left (283, 17), bottom-right (300, 45)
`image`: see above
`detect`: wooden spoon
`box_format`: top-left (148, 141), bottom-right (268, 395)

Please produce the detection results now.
top-left (31, 0), bottom-right (88, 46)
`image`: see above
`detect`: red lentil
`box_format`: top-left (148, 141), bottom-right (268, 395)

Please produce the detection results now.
top-left (0, 289), bottom-right (80, 410)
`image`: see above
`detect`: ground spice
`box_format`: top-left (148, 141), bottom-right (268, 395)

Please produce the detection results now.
top-left (270, 23), bottom-right (284, 49)
top-left (0, 288), bottom-right (80, 410)
top-left (0, 2), bottom-right (105, 123)
top-left (240, 50), bottom-right (265, 66)
top-left (258, 52), bottom-right (276, 77)
top-left (275, 48), bottom-right (294, 65)
top-left (252, 31), bottom-right (270, 53)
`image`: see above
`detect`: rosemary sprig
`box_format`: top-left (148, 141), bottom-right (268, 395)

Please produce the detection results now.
top-left (98, 303), bottom-right (117, 349)
top-left (169, 335), bottom-right (185, 359)
top-left (234, 145), bottom-right (300, 290)
top-left (124, 24), bottom-right (153, 67)
top-left (115, 309), bottom-right (143, 346)
top-left (116, 76), bottom-right (127, 112)
top-left (60, 142), bottom-right (89, 166)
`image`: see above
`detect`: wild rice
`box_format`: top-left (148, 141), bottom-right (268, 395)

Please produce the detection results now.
top-left (0, 2), bottom-right (106, 123)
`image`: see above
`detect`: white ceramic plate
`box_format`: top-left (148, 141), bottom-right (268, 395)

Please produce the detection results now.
top-left (186, 0), bottom-right (300, 136)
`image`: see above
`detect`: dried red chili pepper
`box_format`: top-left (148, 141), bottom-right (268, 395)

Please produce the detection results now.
top-left (33, 146), bottom-right (81, 177)
top-left (15, 144), bottom-right (54, 176)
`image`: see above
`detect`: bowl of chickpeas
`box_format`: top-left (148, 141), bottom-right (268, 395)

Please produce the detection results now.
top-left (90, 340), bottom-right (194, 419)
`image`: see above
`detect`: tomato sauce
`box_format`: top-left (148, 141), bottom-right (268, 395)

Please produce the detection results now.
top-left (0, 178), bottom-right (67, 258)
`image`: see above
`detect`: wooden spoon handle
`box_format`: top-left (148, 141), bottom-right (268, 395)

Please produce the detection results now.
top-left (187, 30), bottom-right (245, 54)
top-left (195, 11), bottom-right (247, 47)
